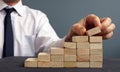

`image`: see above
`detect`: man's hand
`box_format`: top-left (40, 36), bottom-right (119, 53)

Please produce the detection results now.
top-left (65, 14), bottom-right (115, 42)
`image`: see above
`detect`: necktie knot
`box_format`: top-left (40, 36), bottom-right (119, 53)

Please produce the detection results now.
top-left (4, 8), bottom-right (15, 14)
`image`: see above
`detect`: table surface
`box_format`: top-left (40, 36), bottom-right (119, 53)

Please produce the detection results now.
top-left (0, 57), bottom-right (120, 72)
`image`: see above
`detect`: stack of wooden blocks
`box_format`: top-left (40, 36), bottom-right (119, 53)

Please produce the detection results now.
top-left (24, 27), bottom-right (103, 68)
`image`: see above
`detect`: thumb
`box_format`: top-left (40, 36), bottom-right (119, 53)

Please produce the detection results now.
top-left (71, 23), bottom-right (86, 36)
top-left (65, 24), bottom-right (86, 42)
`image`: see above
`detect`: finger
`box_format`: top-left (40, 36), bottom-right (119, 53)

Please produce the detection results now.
top-left (71, 24), bottom-right (86, 36)
top-left (103, 31), bottom-right (113, 40)
top-left (102, 23), bottom-right (115, 34)
top-left (102, 17), bottom-right (112, 24)
top-left (100, 18), bottom-right (106, 23)
top-left (101, 17), bottom-right (112, 30)
top-left (86, 14), bottom-right (102, 28)
top-left (101, 17), bottom-right (112, 23)
top-left (78, 18), bottom-right (86, 27)
top-left (65, 21), bottom-right (86, 42)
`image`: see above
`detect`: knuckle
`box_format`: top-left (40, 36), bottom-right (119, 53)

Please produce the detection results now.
top-left (109, 23), bottom-right (116, 31)
top-left (93, 17), bottom-right (99, 21)
top-left (89, 14), bottom-right (96, 16)
top-left (106, 17), bottom-right (112, 22)
top-left (112, 23), bottom-right (116, 29)
top-left (104, 31), bottom-right (113, 39)
top-left (87, 14), bottom-right (96, 18)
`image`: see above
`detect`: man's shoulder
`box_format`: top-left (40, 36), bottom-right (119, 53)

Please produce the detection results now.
top-left (23, 5), bottom-right (46, 16)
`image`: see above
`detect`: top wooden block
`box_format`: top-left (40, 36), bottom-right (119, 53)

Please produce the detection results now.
top-left (51, 47), bottom-right (64, 54)
top-left (72, 36), bottom-right (88, 42)
top-left (86, 27), bottom-right (101, 36)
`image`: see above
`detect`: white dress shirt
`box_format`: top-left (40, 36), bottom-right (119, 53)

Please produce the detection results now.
top-left (0, 0), bottom-right (64, 58)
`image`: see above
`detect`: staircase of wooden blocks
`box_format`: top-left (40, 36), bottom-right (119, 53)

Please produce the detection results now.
top-left (24, 27), bottom-right (103, 68)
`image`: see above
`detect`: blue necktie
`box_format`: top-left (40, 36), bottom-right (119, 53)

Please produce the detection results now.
top-left (3, 8), bottom-right (14, 57)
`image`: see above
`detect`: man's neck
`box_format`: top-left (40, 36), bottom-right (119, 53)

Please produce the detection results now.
top-left (5, 3), bottom-right (17, 6)
top-left (3, 0), bottom-right (20, 6)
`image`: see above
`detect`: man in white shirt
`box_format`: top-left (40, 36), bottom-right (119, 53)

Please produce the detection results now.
top-left (0, 0), bottom-right (115, 58)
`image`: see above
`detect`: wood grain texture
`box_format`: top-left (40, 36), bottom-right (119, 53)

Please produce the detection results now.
top-left (24, 58), bottom-right (38, 67)
top-left (72, 36), bottom-right (88, 42)
top-left (51, 54), bottom-right (64, 62)
top-left (77, 62), bottom-right (89, 68)
top-left (64, 55), bottom-right (76, 61)
top-left (64, 62), bottom-right (77, 68)
top-left (89, 36), bottom-right (102, 42)
top-left (90, 62), bottom-right (102, 68)
top-left (51, 47), bottom-right (64, 54)
top-left (38, 53), bottom-right (50, 61)
top-left (77, 54), bottom-right (90, 62)
top-left (64, 48), bottom-right (76, 55)
top-left (86, 27), bottom-right (101, 36)
top-left (77, 42), bottom-right (89, 49)
top-left (64, 42), bottom-right (76, 49)
top-left (38, 62), bottom-right (50, 67)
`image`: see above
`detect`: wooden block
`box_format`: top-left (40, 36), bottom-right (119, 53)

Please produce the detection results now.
top-left (50, 47), bottom-right (64, 54)
top-left (77, 62), bottom-right (89, 68)
top-left (86, 27), bottom-right (101, 36)
top-left (38, 62), bottom-right (50, 67)
top-left (51, 54), bottom-right (64, 62)
top-left (77, 54), bottom-right (90, 62)
top-left (90, 43), bottom-right (103, 56)
top-left (90, 43), bottom-right (102, 49)
top-left (38, 53), bottom-right (50, 61)
top-left (51, 62), bottom-right (64, 68)
top-left (64, 55), bottom-right (76, 61)
top-left (64, 48), bottom-right (76, 55)
top-left (64, 62), bottom-right (77, 68)
top-left (90, 62), bottom-right (102, 68)
top-left (77, 42), bottom-right (89, 49)
top-left (64, 42), bottom-right (76, 49)
top-left (89, 36), bottom-right (102, 42)
top-left (90, 48), bottom-right (102, 55)
top-left (77, 48), bottom-right (89, 55)
top-left (90, 55), bottom-right (103, 61)
top-left (72, 36), bottom-right (88, 42)
top-left (24, 58), bottom-right (38, 67)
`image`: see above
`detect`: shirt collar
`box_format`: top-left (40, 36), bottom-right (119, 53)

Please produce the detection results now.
top-left (0, 0), bottom-right (24, 16)
top-left (0, 0), bottom-right (7, 10)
